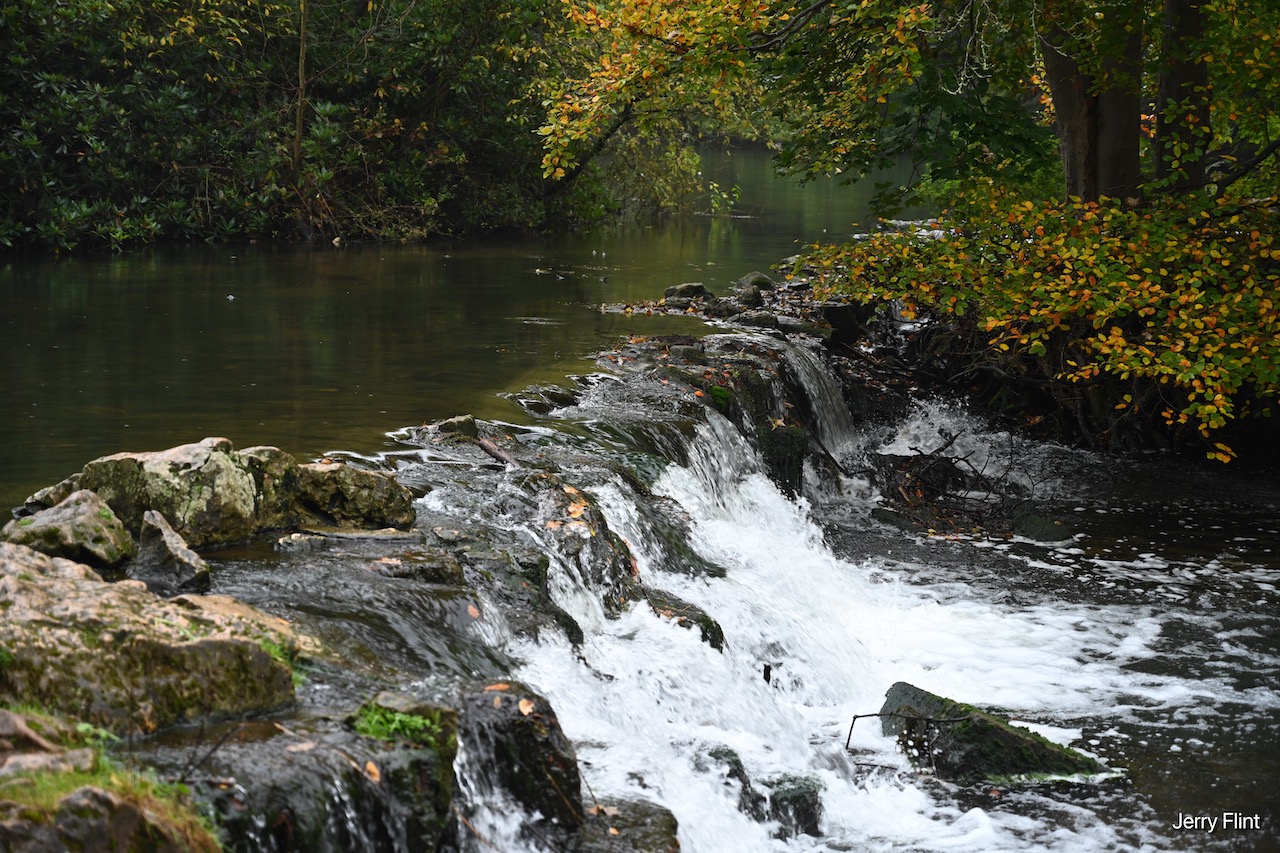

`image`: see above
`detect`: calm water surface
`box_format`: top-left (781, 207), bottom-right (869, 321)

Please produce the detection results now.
top-left (1, 149), bottom-right (883, 508)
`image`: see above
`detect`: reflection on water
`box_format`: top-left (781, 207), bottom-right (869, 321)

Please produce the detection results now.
top-left (0, 149), bottom-right (891, 508)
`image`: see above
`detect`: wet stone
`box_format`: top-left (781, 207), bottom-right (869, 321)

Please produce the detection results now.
top-left (0, 489), bottom-right (135, 568)
top-left (128, 509), bottom-right (211, 595)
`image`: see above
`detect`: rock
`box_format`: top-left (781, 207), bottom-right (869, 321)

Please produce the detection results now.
top-left (729, 310), bottom-right (780, 329)
top-left (456, 681), bottom-right (582, 836)
top-left (763, 774), bottom-right (824, 839)
top-left (128, 510), bottom-right (211, 595)
top-left (821, 301), bottom-right (877, 351)
top-left (879, 682), bottom-right (1104, 784)
top-left (1, 489), bottom-right (134, 568)
top-left (0, 785), bottom-right (219, 852)
top-left (23, 437), bottom-right (259, 547)
top-left (700, 746), bottom-right (766, 821)
top-left (704, 297), bottom-right (746, 318)
top-left (435, 414), bottom-right (479, 438)
top-left (0, 542), bottom-right (297, 735)
top-left (644, 589), bottom-right (725, 651)
top-left (731, 282), bottom-right (765, 307)
top-left (370, 549), bottom-right (466, 585)
top-left (664, 282), bottom-right (712, 300)
top-left (579, 798), bottom-right (681, 853)
top-left (351, 692), bottom-right (459, 846)
top-left (21, 438), bottom-right (416, 548)
top-left (237, 444), bottom-right (302, 529)
top-left (736, 270), bottom-right (775, 290)
top-left (295, 462), bottom-right (416, 530)
top-left (275, 531), bottom-right (328, 552)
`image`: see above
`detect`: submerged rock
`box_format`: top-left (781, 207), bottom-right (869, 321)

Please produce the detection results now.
top-left (879, 681), bottom-right (1104, 784)
top-left (762, 774), bottom-right (825, 839)
top-left (0, 489), bottom-right (134, 568)
top-left (644, 588), bottom-right (725, 651)
top-left (0, 542), bottom-right (297, 735)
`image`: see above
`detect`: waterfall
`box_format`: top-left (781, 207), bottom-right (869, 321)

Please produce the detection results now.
top-left (492, 343), bottom-right (1216, 852)
top-left (777, 338), bottom-right (859, 456)
top-left (177, 330), bottom-right (1275, 853)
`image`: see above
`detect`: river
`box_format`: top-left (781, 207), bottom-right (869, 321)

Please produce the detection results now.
top-left (3, 150), bottom-right (1278, 851)
top-left (0, 148), bottom-right (875, 511)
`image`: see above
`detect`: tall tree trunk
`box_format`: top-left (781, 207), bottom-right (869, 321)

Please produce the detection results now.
top-left (1041, 13), bottom-right (1143, 203)
top-left (1155, 0), bottom-right (1210, 191)
top-left (1096, 23), bottom-right (1144, 201)
top-left (1041, 31), bottom-right (1098, 200)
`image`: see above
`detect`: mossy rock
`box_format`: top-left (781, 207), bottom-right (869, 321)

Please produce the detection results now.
top-left (579, 798), bottom-right (681, 853)
top-left (0, 489), bottom-right (135, 568)
top-left (879, 681), bottom-right (1104, 784)
top-left (644, 589), bottom-right (725, 651)
top-left (349, 691), bottom-right (459, 847)
top-left (0, 542), bottom-right (297, 735)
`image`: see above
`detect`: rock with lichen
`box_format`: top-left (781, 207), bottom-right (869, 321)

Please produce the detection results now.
top-left (0, 541), bottom-right (299, 735)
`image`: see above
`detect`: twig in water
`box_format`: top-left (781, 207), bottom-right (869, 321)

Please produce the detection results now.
top-left (844, 711), bottom-right (972, 750)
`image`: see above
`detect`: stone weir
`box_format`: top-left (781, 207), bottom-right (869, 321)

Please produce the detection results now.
top-left (0, 312), bottom-right (1093, 851)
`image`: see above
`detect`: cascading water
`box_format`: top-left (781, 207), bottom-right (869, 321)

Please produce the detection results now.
top-left (156, 330), bottom-right (1275, 852)
top-left (460, 332), bottom-right (1276, 852)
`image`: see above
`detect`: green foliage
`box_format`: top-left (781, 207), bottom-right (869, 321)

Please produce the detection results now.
top-left (806, 191), bottom-right (1280, 459)
top-left (0, 0), bottom-right (592, 250)
top-left (353, 703), bottom-right (449, 747)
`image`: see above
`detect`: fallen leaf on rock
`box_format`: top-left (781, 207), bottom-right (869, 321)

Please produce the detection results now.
top-left (608, 827), bottom-right (620, 836)
top-left (568, 501), bottom-right (587, 519)
top-left (493, 696), bottom-right (503, 709)
top-left (467, 604), bottom-right (480, 619)
top-left (546, 520), bottom-right (563, 530)
top-left (518, 698), bottom-right (536, 716)
top-left (285, 742), bottom-right (317, 753)
top-left (587, 805), bottom-right (621, 817)
top-left (364, 761), bottom-right (381, 783)
top-left (376, 557), bottom-right (402, 566)
top-left (484, 683), bottom-right (511, 691)
top-left (563, 485), bottom-right (579, 495)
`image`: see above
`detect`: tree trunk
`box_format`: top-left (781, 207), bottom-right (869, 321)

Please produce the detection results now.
top-left (1041, 32), bottom-right (1097, 200)
top-left (1155, 0), bottom-right (1210, 191)
top-left (1040, 14), bottom-right (1144, 203)
top-left (1096, 23), bottom-right (1143, 201)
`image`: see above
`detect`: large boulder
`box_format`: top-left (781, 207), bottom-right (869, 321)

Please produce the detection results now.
top-left (0, 489), bottom-right (134, 567)
top-left (879, 682), bottom-right (1104, 784)
top-left (0, 542), bottom-right (297, 735)
top-left (22, 437), bottom-right (259, 547)
top-left (19, 438), bottom-right (415, 547)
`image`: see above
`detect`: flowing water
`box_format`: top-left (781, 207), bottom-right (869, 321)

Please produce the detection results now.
top-left (4, 152), bottom-right (1278, 851)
